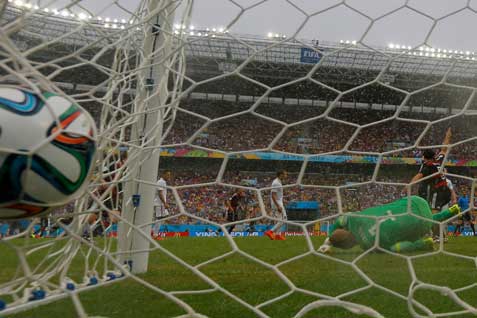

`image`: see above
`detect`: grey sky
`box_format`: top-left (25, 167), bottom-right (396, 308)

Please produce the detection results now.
top-left (35, 0), bottom-right (477, 51)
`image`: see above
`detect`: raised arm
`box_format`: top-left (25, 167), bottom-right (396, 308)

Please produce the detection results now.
top-left (440, 127), bottom-right (452, 155)
top-left (411, 172), bottom-right (424, 184)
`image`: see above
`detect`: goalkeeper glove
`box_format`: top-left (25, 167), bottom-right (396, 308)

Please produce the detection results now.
top-left (318, 237), bottom-right (332, 254)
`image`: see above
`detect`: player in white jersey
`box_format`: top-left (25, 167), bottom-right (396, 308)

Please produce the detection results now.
top-left (265, 170), bottom-right (288, 240)
top-left (153, 171), bottom-right (171, 237)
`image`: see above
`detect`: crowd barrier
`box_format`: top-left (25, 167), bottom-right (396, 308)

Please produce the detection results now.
top-left (2, 223), bottom-right (474, 238)
top-left (160, 148), bottom-right (477, 167)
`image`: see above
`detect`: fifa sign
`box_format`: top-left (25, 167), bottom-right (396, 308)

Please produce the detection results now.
top-left (300, 47), bottom-right (322, 64)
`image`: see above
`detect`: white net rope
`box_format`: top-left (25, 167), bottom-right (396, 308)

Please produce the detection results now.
top-left (0, 0), bottom-right (477, 317)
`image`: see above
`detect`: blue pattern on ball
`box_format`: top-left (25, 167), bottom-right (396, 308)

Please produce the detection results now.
top-left (0, 90), bottom-right (40, 114)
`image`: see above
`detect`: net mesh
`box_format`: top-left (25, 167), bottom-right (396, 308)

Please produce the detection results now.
top-left (1, 0), bottom-right (477, 317)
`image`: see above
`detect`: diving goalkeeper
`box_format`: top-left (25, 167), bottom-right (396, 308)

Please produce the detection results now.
top-left (318, 196), bottom-right (460, 254)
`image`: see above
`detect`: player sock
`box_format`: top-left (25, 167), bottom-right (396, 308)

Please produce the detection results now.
top-left (275, 233), bottom-right (286, 240)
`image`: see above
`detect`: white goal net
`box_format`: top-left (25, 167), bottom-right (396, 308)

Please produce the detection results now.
top-left (0, 1), bottom-right (477, 317)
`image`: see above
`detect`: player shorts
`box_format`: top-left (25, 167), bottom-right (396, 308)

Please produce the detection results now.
top-left (271, 205), bottom-right (287, 220)
top-left (227, 209), bottom-right (238, 222)
top-left (154, 205), bottom-right (169, 219)
top-left (418, 187), bottom-right (430, 203)
top-left (430, 188), bottom-right (451, 211)
top-left (462, 212), bottom-right (473, 222)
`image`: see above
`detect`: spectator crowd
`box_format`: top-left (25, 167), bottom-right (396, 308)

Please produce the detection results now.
top-left (164, 100), bottom-right (477, 159)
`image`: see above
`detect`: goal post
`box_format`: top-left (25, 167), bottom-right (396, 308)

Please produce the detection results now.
top-left (117, 0), bottom-right (184, 274)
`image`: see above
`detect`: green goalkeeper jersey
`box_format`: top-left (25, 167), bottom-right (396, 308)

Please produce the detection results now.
top-left (329, 196), bottom-right (434, 250)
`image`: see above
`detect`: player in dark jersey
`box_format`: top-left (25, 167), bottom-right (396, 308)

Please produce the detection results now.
top-left (31, 217), bottom-right (49, 238)
top-left (225, 189), bottom-right (246, 233)
top-left (411, 128), bottom-right (452, 211)
top-left (410, 128), bottom-right (452, 240)
top-left (415, 150), bottom-right (452, 209)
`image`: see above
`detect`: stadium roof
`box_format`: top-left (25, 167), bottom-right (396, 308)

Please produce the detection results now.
top-left (2, 5), bottom-right (477, 80)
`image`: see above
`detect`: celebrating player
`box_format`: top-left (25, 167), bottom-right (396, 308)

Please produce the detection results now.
top-left (318, 196), bottom-right (460, 254)
top-left (152, 171), bottom-right (171, 236)
top-left (265, 170), bottom-right (288, 241)
top-left (411, 127), bottom-right (452, 211)
top-left (410, 128), bottom-right (453, 241)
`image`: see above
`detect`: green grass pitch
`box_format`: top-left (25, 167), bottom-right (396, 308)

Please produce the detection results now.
top-left (3, 236), bottom-right (477, 318)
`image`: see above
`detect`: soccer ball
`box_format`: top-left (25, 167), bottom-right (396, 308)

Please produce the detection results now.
top-left (0, 86), bottom-right (97, 219)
